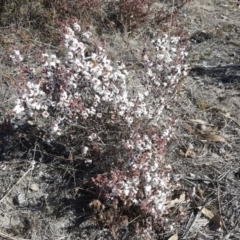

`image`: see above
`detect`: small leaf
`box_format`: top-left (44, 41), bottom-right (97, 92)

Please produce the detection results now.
top-left (199, 101), bottom-right (211, 110)
top-left (2, 38), bottom-right (14, 44)
top-left (189, 119), bottom-right (209, 125)
top-left (197, 206), bottom-right (224, 229)
top-left (185, 149), bottom-right (196, 158)
top-left (183, 124), bottom-right (195, 134)
top-left (166, 193), bottom-right (185, 208)
top-left (168, 232), bottom-right (178, 240)
top-left (201, 126), bottom-right (219, 132)
top-left (200, 134), bottom-right (226, 142)
top-left (198, 206), bottom-right (214, 218)
top-left (29, 183), bottom-right (39, 191)
top-left (197, 188), bottom-right (205, 199)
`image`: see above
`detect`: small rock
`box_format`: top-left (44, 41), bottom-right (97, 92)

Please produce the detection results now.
top-left (228, 52), bottom-right (236, 57)
top-left (221, 15), bottom-right (228, 20)
top-left (13, 193), bottom-right (26, 206)
top-left (29, 183), bottom-right (39, 191)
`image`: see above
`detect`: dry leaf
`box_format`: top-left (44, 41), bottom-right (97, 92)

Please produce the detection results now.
top-left (166, 193), bottom-right (185, 208)
top-left (120, 215), bottom-right (129, 226)
top-left (178, 149), bottom-right (185, 157)
top-left (178, 148), bottom-right (196, 158)
top-left (185, 149), bottom-right (196, 158)
top-left (198, 206), bottom-right (214, 218)
top-left (183, 124), bottom-right (196, 134)
top-left (199, 101), bottom-right (211, 110)
top-left (200, 126), bottom-right (219, 132)
top-left (197, 188), bottom-right (205, 199)
top-left (2, 72), bottom-right (16, 86)
top-left (168, 232), bottom-right (178, 240)
top-left (220, 112), bottom-right (240, 127)
top-left (200, 134), bottom-right (226, 142)
top-left (2, 38), bottom-right (14, 44)
top-left (189, 119), bottom-right (209, 125)
top-left (89, 200), bottom-right (105, 211)
top-left (197, 206), bottom-right (224, 229)
top-left (20, 33), bottom-right (31, 41)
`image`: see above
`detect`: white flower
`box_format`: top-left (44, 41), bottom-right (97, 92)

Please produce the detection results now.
top-left (92, 78), bottom-right (101, 87)
top-left (145, 172), bottom-right (152, 183)
top-left (67, 52), bottom-right (73, 60)
top-left (144, 185), bottom-right (152, 195)
top-left (27, 99), bottom-right (38, 109)
top-left (18, 55), bottom-right (23, 62)
top-left (35, 103), bottom-right (41, 110)
top-left (96, 113), bottom-right (102, 118)
top-left (150, 162), bottom-right (159, 172)
top-left (156, 203), bottom-right (164, 212)
top-left (123, 189), bottom-right (130, 197)
top-left (151, 177), bottom-right (159, 186)
top-left (70, 38), bottom-right (79, 49)
top-left (88, 107), bottom-right (96, 115)
top-left (74, 92), bottom-right (81, 99)
top-left (138, 93), bottom-right (144, 101)
top-left (65, 107), bottom-right (72, 115)
top-left (73, 22), bottom-right (81, 32)
top-left (93, 101), bottom-right (98, 107)
top-left (118, 110), bottom-right (125, 116)
top-left (102, 95), bottom-right (109, 102)
top-left (165, 164), bottom-right (172, 171)
top-left (171, 36), bottom-right (180, 44)
top-left (94, 95), bottom-right (101, 102)
top-left (15, 99), bottom-right (22, 105)
top-left (126, 116), bottom-right (133, 125)
top-left (42, 111), bottom-right (49, 118)
top-left (28, 110), bottom-right (34, 117)
top-left (56, 131), bottom-right (62, 136)
top-left (84, 159), bottom-right (92, 166)
top-left (42, 52), bottom-right (49, 59)
top-left (65, 27), bottom-right (74, 36)
top-left (71, 83), bottom-right (77, 88)
top-left (82, 31), bottom-right (92, 39)
top-left (50, 61), bottom-right (56, 68)
top-left (14, 50), bottom-right (21, 56)
top-left (40, 104), bottom-right (48, 110)
top-left (50, 54), bottom-right (57, 60)
top-left (51, 122), bottom-right (59, 133)
top-left (88, 133), bottom-right (97, 141)
top-left (42, 61), bottom-right (48, 67)
top-left (82, 111), bottom-right (89, 119)
top-left (83, 146), bottom-right (89, 155)
top-left (27, 89), bottom-right (34, 97)
top-left (13, 104), bottom-right (25, 114)
top-left (60, 90), bottom-right (68, 101)
top-left (162, 129), bottom-right (170, 137)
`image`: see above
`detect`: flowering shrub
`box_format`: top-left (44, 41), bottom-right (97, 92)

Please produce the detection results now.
top-left (9, 19), bottom-right (188, 236)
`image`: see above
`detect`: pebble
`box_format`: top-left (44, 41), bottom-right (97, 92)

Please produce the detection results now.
top-left (29, 183), bottom-right (39, 191)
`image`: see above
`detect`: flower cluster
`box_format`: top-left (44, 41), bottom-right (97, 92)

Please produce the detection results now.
top-left (9, 20), bottom-right (188, 233)
top-left (93, 125), bottom-right (181, 223)
top-left (12, 22), bottom-right (137, 135)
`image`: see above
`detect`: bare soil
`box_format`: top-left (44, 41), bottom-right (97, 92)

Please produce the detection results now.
top-left (0, 0), bottom-right (240, 239)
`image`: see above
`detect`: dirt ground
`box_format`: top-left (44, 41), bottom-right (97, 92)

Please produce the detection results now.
top-left (0, 0), bottom-right (240, 239)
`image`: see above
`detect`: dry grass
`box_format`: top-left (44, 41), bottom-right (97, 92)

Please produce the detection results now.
top-left (0, 0), bottom-right (240, 239)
